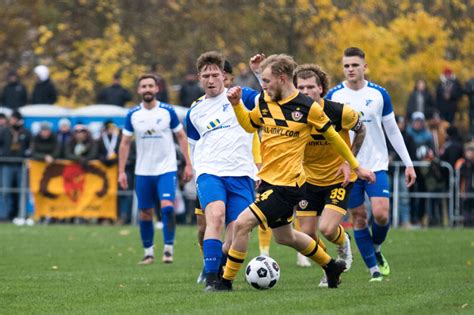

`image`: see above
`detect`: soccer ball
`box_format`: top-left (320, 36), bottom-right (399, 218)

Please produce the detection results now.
top-left (245, 256), bottom-right (280, 290)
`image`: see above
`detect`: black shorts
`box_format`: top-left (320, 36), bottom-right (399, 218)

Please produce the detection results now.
top-left (296, 182), bottom-right (354, 217)
top-left (249, 181), bottom-right (304, 229)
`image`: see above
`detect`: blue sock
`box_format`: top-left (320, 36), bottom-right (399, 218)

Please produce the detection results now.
top-left (372, 221), bottom-right (390, 247)
top-left (139, 220), bottom-right (154, 249)
top-left (354, 228), bottom-right (377, 269)
top-left (161, 206), bottom-right (175, 245)
top-left (203, 239), bottom-right (222, 274)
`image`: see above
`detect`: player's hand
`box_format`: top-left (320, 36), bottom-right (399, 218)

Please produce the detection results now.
top-left (182, 164), bottom-right (193, 183)
top-left (227, 86), bottom-right (242, 106)
top-left (249, 53), bottom-right (266, 74)
top-left (118, 171), bottom-right (128, 190)
top-left (355, 166), bottom-right (375, 184)
top-left (335, 162), bottom-right (351, 187)
top-left (405, 166), bottom-right (416, 188)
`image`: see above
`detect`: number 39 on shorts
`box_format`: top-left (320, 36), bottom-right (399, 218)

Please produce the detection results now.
top-left (330, 188), bottom-right (345, 201)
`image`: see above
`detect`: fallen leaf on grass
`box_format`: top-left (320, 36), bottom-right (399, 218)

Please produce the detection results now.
top-left (119, 229), bottom-right (130, 236)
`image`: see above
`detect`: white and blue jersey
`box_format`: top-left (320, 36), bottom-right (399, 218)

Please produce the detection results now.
top-left (327, 80), bottom-right (393, 172)
top-left (185, 88), bottom-right (259, 180)
top-left (123, 102), bottom-right (183, 176)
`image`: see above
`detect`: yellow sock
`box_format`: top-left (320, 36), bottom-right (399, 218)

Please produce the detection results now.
top-left (327, 225), bottom-right (345, 246)
top-left (258, 226), bottom-right (272, 255)
top-left (223, 248), bottom-right (247, 281)
top-left (300, 239), bottom-right (331, 267)
top-left (315, 235), bottom-right (327, 252)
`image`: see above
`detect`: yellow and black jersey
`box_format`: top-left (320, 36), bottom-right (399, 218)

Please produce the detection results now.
top-left (234, 90), bottom-right (332, 187)
top-left (304, 99), bottom-right (359, 186)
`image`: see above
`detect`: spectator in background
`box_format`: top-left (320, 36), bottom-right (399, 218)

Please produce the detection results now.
top-left (179, 72), bottom-right (203, 107)
top-left (1, 70), bottom-right (28, 110)
top-left (407, 111), bottom-right (435, 160)
top-left (150, 63), bottom-right (169, 103)
top-left (234, 62), bottom-right (260, 90)
top-left (406, 79), bottom-right (434, 120)
top-left (406, 111), bottom-right (433, 226)
top-left (388, 116), bottom-right (416, 228)
top-left (425, 108), bottom-right (449, 157)
top-left (0, 113), bottom-right (12, 221)
top-left (441, 126), bottom-right (464, 168)
top-left (31, 65), bottom-right (57, 104)
top-left (435, 67), bottom-right (463, 123)
top-left (458, 141), bottom-right (474, 226)
top-left (97, 120), bottom-right (120, 166)
top-left (464, 77), bottom-right (474, 135)
top-left (98, 120), bottom-right (134, 225)
top-left (31, 122), bottom-right (59, 163)
top-left (96, 72), bottom-right (132, 107)
top-left (56, 118), bottom-right (72, 159)
top-left (1, 111), bottom-right (31, 220)
top-left (65, 124), bottom-right (97, 165)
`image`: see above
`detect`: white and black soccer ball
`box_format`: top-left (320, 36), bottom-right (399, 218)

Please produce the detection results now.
top-left (245, 256), bottom-right (280, 290)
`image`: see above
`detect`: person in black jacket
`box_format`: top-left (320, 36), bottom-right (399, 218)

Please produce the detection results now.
top-left (96, 73), bottom-right (132, 107)
top-left (31, 122), bottom-right (59, 163)
top-left (1, 71), bottom-right (28, 110)
top-left (435, 68), bottom-right (463, 123)
top-left (406, 79), bottom-right (434, 120)
top-left (1, 111), bottom-right (31, 220)
top-left (64, 124), bottom-right (97, 165)
top-left (31, 65), bottom-right (57, 104)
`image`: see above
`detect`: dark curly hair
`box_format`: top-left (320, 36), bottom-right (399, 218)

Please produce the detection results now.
top-left (294, 64), bottom-right (330, 97)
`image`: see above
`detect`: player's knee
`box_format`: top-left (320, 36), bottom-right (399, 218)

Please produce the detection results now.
top-left (233, 217), bottom-right (253, 236)
top-left (319, 223), bottom-right (336, 239)
top-left (351, 211), bottom-right (368, 228)
top-left (373, 211), bottom-right (389, 225)
top-left (140, 209), bottom-right (153, 221)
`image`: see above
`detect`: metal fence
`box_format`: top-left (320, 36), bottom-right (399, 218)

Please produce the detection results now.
top-left (1, 157), bottom-right (472, 227)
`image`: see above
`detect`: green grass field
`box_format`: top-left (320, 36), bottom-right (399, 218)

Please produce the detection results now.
top-left (1, 224), bottom-right (473, 314)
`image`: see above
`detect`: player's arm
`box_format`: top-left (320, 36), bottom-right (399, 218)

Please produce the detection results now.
top-left (118, 133), bottom-right (132, 190)
top-left (228, 86), bottom-right (262, 133)
top-left (185, 109), bottom-right (200, 167)
top-left (341, 104), bottom-right (366, 157)
top-left (252, 131), bottom-right (262, 167)
top-left (308, 103), bottom-right (375, 183)
top-left (249, 53), bottom-right (266, 86)
top-left (175, 128), bottom-right (193, 183)
top-left (382, 112), bottom-right (416, 187)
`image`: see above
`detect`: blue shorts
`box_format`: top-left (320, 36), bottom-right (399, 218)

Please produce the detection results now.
top-left (135, 171), bottom-right (177, 209)
top-left (348, 170), bottom-right (390, 209)
top-left (196, 174), bottom-right (255, 225)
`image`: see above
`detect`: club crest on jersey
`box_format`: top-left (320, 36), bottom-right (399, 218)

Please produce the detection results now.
top-left (298, 200), bottom-right (308, 209)
top-left (292, 111), bottom-right (303, 121)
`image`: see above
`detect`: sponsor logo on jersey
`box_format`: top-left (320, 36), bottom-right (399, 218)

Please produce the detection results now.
top-left (262, 126), bottom-right (300, 138)
top-left (222, 103), bottom-right (230, 112)
top-left (358, 111), bottom-right (372, 123)
top-left (365, 99), bottom-right (373, 106)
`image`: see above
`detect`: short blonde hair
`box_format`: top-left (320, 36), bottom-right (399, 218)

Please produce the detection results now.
top-left (260, 54), bottom-right (297, 79)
